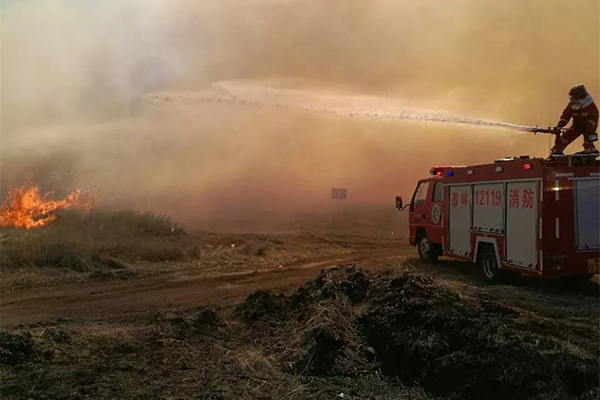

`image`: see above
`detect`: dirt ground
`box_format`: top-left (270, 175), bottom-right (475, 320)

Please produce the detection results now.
top-left (3, 243), bottom-right (597, 329)
top-left (1, 213), bottom-right (599, 400)
top-left (0, 246), bottom-right (408, 328)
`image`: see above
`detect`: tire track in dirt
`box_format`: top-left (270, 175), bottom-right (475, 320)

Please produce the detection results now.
top-left (0, 247), bottom-right (410, 327)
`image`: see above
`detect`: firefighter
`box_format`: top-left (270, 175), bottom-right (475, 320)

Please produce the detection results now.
top-left (551, 84), bottom-right (599, 155)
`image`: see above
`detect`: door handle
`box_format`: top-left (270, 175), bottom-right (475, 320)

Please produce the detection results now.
top-left (422, 214), bottom-right (427, 218)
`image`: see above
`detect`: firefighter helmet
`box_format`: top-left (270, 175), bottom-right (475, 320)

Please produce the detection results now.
top-left (568, 84), bottom-right (588, 100)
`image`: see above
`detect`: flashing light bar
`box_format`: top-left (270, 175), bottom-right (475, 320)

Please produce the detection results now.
top-left (429, 165), bottom-right (451, 176)
top-left (523, 163), bottom-right (532, 170)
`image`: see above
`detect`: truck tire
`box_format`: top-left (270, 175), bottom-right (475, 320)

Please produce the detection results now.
top-left (479, 246), bottom-right (508, 284)
top-left (417, 234), bottom-right (439, 263)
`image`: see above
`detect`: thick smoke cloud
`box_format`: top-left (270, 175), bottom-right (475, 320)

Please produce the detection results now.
top-left (1, 0), bottom-right (598, 230)
top-left (2, 0), bottom-right (195, 127)
top-left (206, 0), bottom-right (599, 122)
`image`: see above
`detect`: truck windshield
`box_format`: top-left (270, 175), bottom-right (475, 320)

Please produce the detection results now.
top-left (411, 181), bottom-right (430, 210)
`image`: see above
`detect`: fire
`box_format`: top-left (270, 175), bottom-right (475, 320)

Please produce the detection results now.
top-left (0, 186), bottom-right (97, 229)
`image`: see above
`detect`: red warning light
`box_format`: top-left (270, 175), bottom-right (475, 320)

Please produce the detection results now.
top-left (429, 165), bottom-right (451, 176)
top-left (523, 163), bottom-right (532, 170)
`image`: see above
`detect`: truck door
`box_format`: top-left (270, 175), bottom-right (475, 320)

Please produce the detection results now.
top-left (410, 180), bottom-right (431, 229)
top-left (410, 179), bottom-right (443, 244)
top-left (427, 180), bottom-right (444, 244)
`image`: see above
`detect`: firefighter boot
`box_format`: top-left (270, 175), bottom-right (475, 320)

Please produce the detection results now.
top-left (550, 146), bottom-right (563, 156)
top-left (583, 141), bottom-right (598, 154)
top-left (552, 129), bottom-right (582, 155)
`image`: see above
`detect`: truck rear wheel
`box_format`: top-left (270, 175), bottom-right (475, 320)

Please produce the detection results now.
top-left (417, 234), bottom-right (439, 263)
top-left (479, 246), bottom-right (510, 284)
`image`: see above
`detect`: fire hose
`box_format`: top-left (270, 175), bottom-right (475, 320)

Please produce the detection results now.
top-left (509, 125), bottom-right (599, 144)
top-left (538, 127), bottom-right (598, 143)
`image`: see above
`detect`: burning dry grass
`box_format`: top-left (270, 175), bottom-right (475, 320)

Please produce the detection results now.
top-left (0, 186), bottom-right (97, 229)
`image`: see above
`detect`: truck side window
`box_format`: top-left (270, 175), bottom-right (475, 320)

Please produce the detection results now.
top-left (411, 181), bottom-right (430, 210)
top-left (433, 182), bottom-right (443, 202)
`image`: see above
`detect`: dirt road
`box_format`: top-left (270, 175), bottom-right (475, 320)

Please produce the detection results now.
top-left (3, 242), bottom-right (598, 329)
top-left (0, 246), bottom-right (412, 327)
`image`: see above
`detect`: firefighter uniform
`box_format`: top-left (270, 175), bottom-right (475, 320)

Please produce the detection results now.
top-left (552, 85), bottom-right (599, 154)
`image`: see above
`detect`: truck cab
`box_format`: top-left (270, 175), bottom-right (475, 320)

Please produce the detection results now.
top-left (402, 167), bottom-right (447, 262)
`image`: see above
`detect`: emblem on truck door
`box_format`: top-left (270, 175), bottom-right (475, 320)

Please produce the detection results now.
top-left (432, 204), bottom-right (441, 224)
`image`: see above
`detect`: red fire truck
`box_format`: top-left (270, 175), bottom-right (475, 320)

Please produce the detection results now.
top-left (395, 154), bottom-right (600, 283)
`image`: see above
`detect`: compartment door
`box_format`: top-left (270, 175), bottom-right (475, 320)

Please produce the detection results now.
top-left (505, 181), bottom-right (538, 268)
top-left (574, 179), bottom-right (600, 250)
top-left (473, 183), bottom-right (504, 233)
top-left (448, 185), bottom-right (472, 257)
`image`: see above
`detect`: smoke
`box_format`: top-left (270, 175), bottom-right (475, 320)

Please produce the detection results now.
top-left (1, 0), bottom-right (598, 230)
top-left (1, 0), bottom-right (199, 127)
top-left (206, 0), bottom-right (599, 123)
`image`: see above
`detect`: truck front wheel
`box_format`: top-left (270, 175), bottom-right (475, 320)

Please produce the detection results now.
top-left (418, 234), bottom-right (439, 263)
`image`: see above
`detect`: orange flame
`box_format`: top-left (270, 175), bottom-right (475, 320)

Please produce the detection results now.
top-left (0, 186), bottom-right (97, 229)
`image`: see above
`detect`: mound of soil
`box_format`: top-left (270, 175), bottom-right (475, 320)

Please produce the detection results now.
top-left (235, 290), bottom-right (289, 327)
top-left (0, 331), bottom-right (36, 367)
top-left (237, 265), bottom-right (599, 400)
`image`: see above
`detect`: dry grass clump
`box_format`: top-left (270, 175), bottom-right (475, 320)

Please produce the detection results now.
top-left (0, 331), bottom-right (37, 367)
top-left (234, 266), bottom-right (599, 400)
top-left (0, 210), bottom-right (196, 271)
top-left (3, 266), bottom-right (597, 400)
top-left (0, 315), bottom-right (434, 400)
top-left (285, 300), bottom-right (372, 377)
top-left (240, 241), bottom-right (270, 257)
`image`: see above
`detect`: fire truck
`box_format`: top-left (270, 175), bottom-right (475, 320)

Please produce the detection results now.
top-left (395, 154), bottom-right (600, 283)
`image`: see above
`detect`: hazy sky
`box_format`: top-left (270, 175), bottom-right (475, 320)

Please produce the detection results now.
top-left (1, 0), bottom-right (598, 229)
top-left (3, 0), bottom-right (598, 128)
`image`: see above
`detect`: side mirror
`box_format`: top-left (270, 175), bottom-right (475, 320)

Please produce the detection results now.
top-left (586, 133), bottom-right (598, 143)
top-left (395, 196), bottom-right (404, 211)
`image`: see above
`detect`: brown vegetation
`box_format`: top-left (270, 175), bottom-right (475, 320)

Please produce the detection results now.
top-left (2, 265), bottom-right (597, 400)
